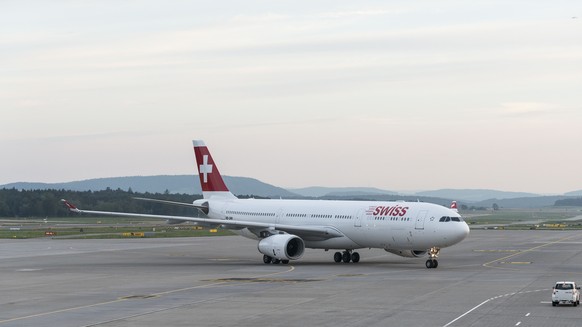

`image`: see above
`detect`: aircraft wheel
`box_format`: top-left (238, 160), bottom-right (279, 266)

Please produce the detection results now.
top-left (342, 251), bottom-right (351, 263)
top-left (272, 259), bottom-right (280, 264)
top-left (281, 260), bottom-right (289, 264)
top-left (333, 252), bottom-right (342, 263)
top-left (351, 252), bottom-right (360, 263)
top-left (426, 259), bottom-right (438, 269)
top-left (263, 255), bottom-right (272, 264)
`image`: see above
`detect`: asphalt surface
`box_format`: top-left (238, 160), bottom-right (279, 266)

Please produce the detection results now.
top-left (1, 229), bottom-right (582, 327)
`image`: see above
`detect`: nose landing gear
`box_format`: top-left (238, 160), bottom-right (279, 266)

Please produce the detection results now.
top-left (425, 247), bottom-right (440, 269)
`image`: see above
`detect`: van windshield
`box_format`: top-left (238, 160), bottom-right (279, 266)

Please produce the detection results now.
top-left (556, 283), bottom-right (573, 290)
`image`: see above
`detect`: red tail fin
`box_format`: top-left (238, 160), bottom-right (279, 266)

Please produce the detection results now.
top-left (450, 201), bottom-right (458, 212)
top-left (192, 140), bottom-right (236, 199)
top-left (61, 199), bottom-right (80, 212)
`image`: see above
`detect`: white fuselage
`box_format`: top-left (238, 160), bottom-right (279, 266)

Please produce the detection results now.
top-left (203, 198), bottom-right (469, 251)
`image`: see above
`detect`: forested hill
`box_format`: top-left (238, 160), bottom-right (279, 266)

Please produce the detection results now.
top-left (1, 175), bottom-right (297, 198)
top-left (0, 188), bottom-right (203, 218)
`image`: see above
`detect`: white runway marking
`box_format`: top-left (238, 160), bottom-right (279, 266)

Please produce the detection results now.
top-left (443, 289), bottom-right (549, 327)
top-left (442, 299), bottom-right (491, 327)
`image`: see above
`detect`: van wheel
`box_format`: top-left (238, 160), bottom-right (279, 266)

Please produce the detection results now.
top-left (552, 302), bottom-right (557, 306)
top-left (574, 301), bottom-right (578, 307)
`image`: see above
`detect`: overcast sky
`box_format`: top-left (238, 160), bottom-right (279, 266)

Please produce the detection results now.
top-left (1, 1), bottom-right (581, 194)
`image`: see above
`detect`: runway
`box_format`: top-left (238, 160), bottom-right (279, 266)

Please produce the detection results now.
top-left (1, 230), bottom-right (582, 326)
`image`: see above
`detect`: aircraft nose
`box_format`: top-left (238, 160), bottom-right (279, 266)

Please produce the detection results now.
top-left (449, 221), bottom-right (470, 245)
top-left (457, 222), bottom-right (470, 242)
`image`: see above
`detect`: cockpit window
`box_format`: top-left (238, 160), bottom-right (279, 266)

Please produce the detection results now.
top-left (439, 216), bottom-right (464, 222)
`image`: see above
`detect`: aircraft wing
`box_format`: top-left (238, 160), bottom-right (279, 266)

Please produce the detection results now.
top-left (133, 197), bottom-right (203, 208)
top-left (132, 197), bottom-right (209, 214)
top-left (61, 200), bottom-right (344, 240)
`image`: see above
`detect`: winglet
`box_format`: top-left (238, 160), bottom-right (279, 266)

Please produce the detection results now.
top-left (61, 199), bottom-right (81, 213)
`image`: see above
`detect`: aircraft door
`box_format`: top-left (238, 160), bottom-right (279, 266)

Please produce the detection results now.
top-left (276, 209), bottom-right (283, 224)
top-left (415, 210), bottom-right (427, 230)
top-left (222, 203), bottom-right (231, 219)
top-left (354, 209), bottom-right (364, 227)
top-left (219, 202), bottom-right (230, 219)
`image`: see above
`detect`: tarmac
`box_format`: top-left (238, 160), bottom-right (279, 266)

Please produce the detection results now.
top-left (1, 229), bottom-right (582, 327)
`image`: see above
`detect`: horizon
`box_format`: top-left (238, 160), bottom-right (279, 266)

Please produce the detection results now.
top-left (1, 174), bottom-right (579, 196)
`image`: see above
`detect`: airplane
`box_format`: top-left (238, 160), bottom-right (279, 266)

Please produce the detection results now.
top-left (62, 140), bottom-right (470, 269)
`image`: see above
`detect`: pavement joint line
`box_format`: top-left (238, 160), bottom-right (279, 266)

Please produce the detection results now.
top-left (482, 233), bottom-right (582, 270)
top-left (0, 298), bottom-right (127, 325)
top-left (473, 250), bottom-right (520, 252)
top-left (0, 264), bottom-right (295, 325)
top-left (79, 297), bottom-right (222, 327)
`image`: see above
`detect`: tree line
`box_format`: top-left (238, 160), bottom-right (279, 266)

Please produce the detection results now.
top-left (554, 197), bottom-right (582, 206)
top-left (0, 188), bottom-right (203, 218)
top-left (3, 187), bottom-right (579, 218)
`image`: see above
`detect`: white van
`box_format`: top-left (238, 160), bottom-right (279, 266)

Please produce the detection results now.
top-left (552, 281), bottom-right (580, 307)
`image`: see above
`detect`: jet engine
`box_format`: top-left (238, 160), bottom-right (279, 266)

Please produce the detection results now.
top-left (385, 249), bottom-right (427, 258)
top-left (258, 234), bottom-right (305, 260)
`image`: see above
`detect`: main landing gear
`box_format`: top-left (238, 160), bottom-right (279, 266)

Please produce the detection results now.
top-left (263, 254), bottom-right (289, 265)
top-left (425, 247), bottom-right (440, 269)
top-left (333, 250), bottom-right (360, 263)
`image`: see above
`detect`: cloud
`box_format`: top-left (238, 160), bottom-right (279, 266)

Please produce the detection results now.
top-left (15, 99), bottom-right (44, 108)
top-left (499, 102), bottom-right (559, 117)
top-left (318, 9), bottom-right (404, 19)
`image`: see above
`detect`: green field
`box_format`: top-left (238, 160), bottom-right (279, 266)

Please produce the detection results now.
top-left (3, 208), bottom-right (582, 239)
top-left (0, 216), bottom-right (234, 239)
top-left (462, 208), bottom-right (582, 229)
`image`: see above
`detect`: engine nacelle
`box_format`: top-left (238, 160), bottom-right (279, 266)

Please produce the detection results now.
top-left (385, 249), bottom-right (427, 258)
top-left (258, 234), bottom-right (305, 260)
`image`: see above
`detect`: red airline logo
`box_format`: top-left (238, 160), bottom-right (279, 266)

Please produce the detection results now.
top-left (367, 205), bottom-right (409, 217)
top-left (193, 144), bottom-right (229, 192)
top-left (199, 155), bottom-right (213, 183)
